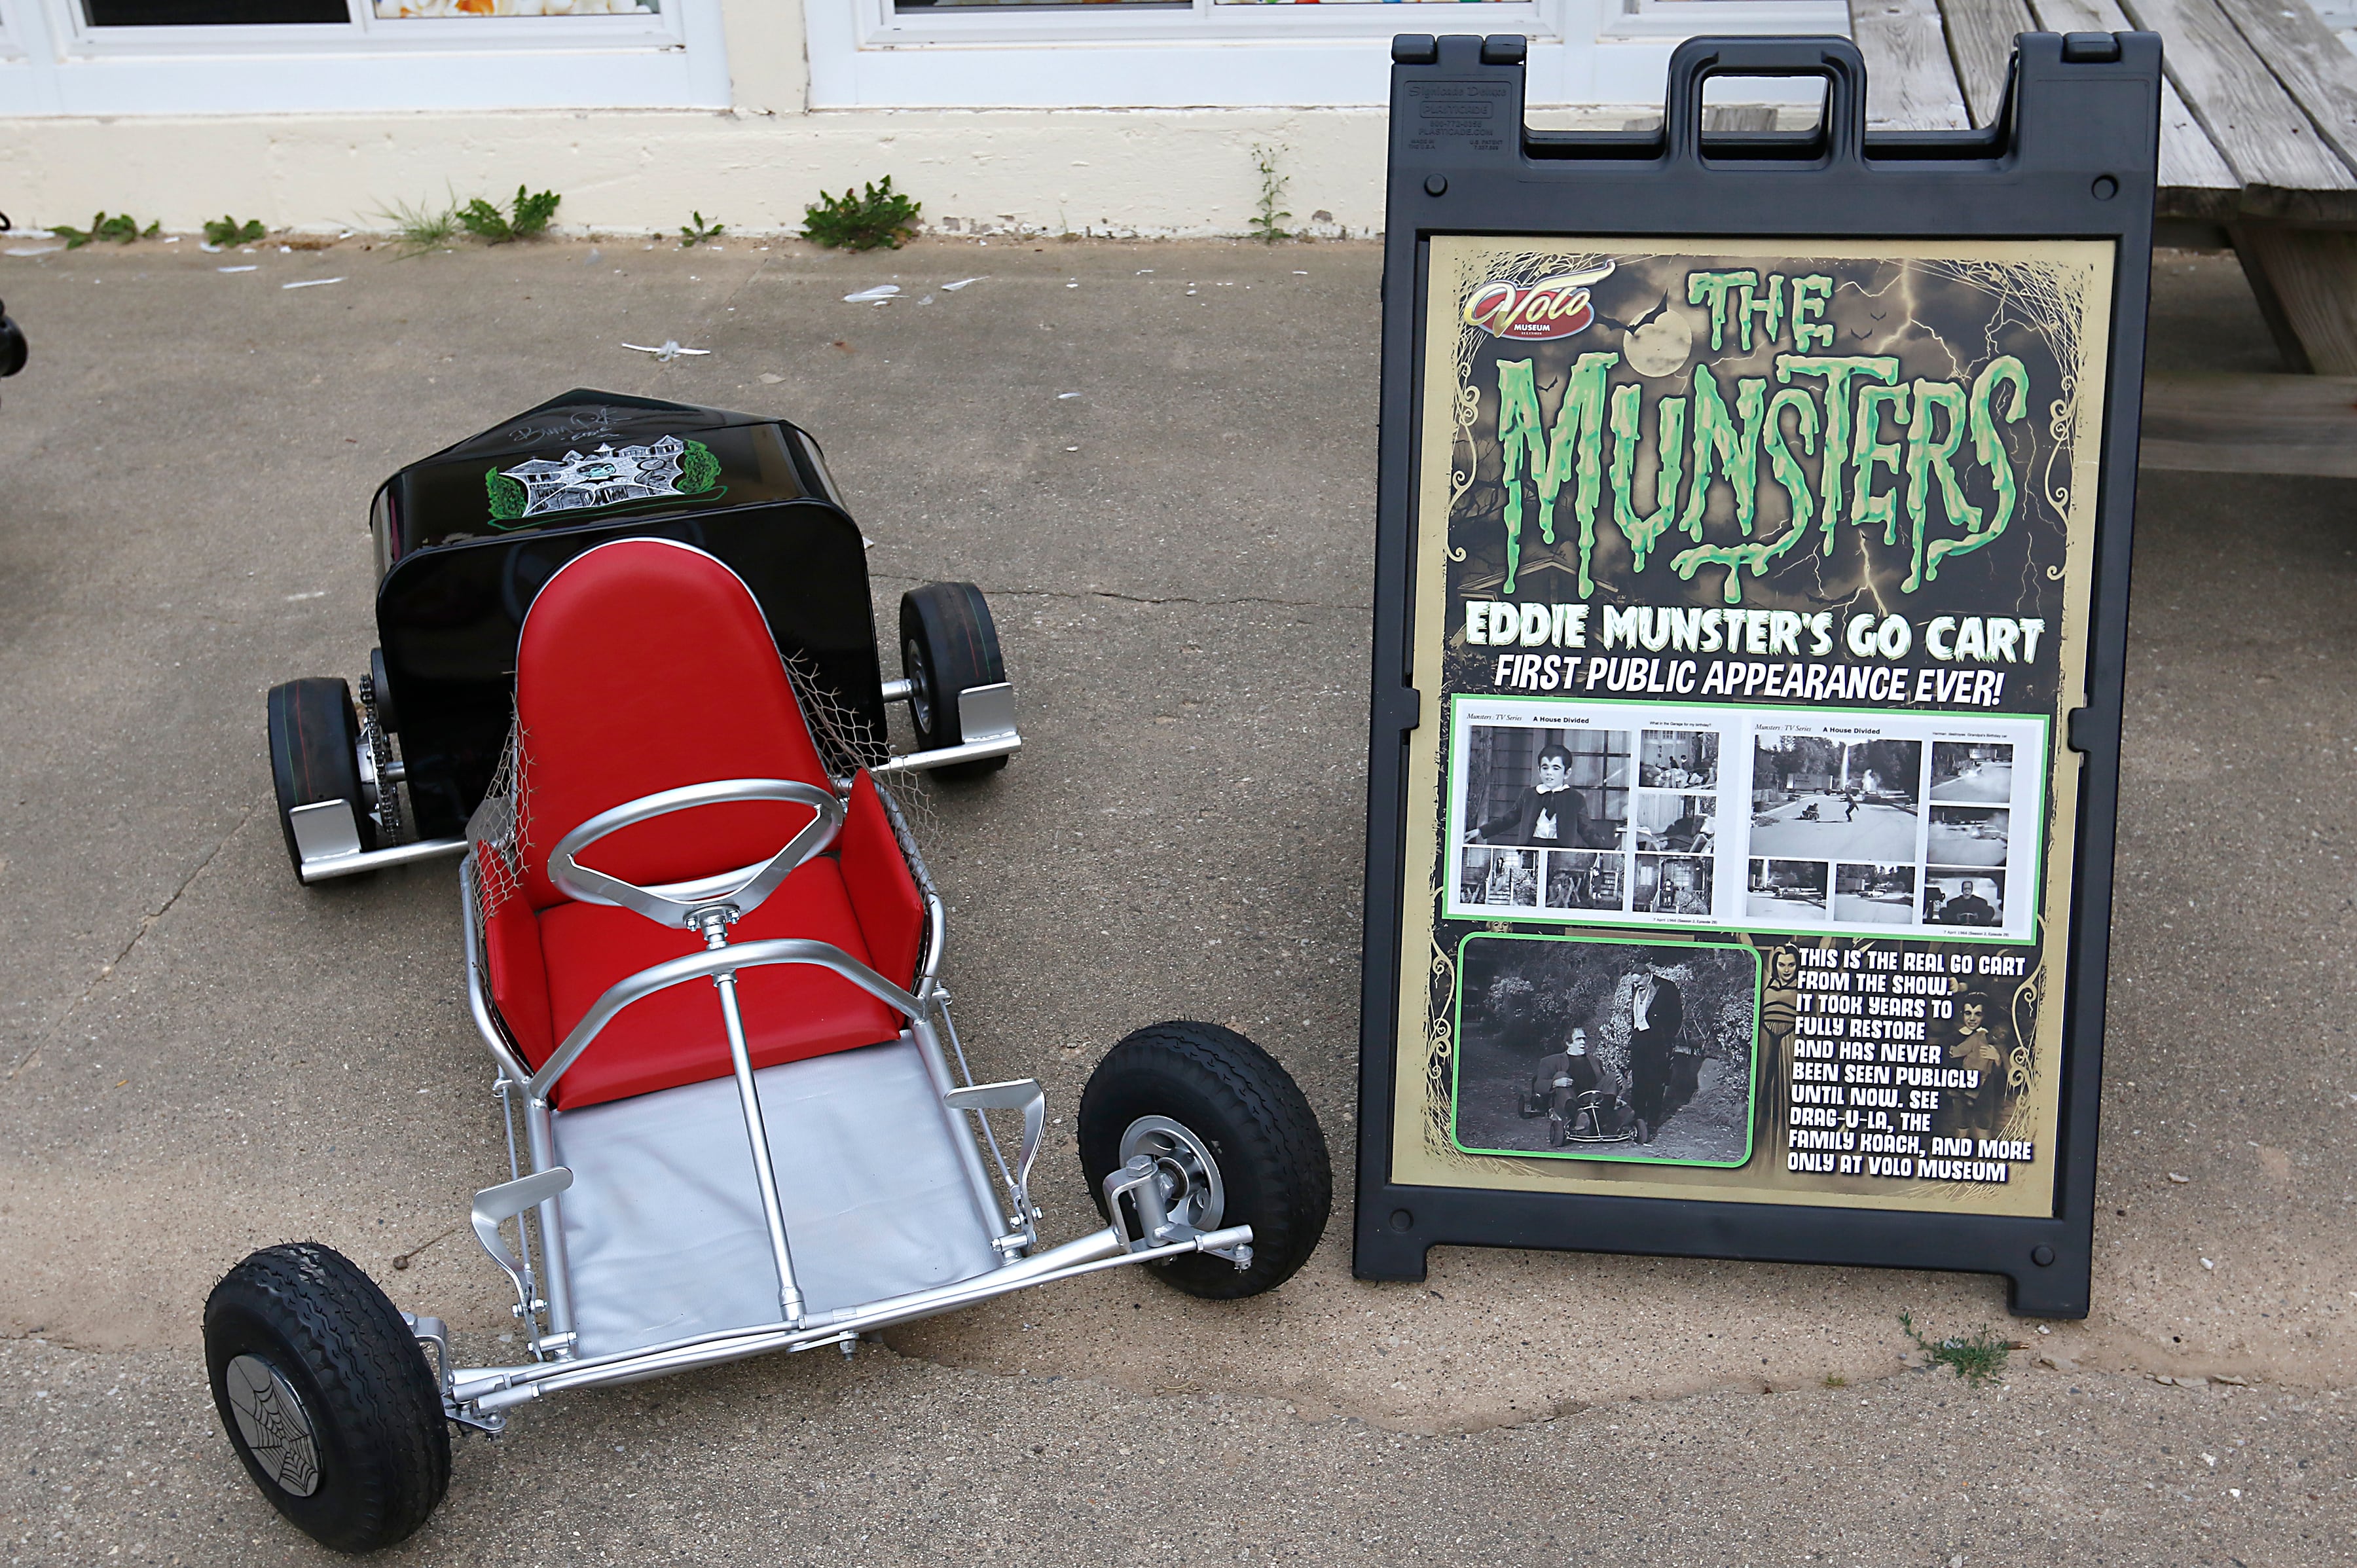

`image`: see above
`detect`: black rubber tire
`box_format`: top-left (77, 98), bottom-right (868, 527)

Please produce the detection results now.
top-left (899, 581), bottom-right (1008, 781)
top-left (204, 1243), bottom-right (450, 1554)
top-left (1080, 1021), bottom-right (1331, 1300)
top-left (266, 676), bottom-right (375, 881)
top-left (0, 302), bottom-right (25, 378)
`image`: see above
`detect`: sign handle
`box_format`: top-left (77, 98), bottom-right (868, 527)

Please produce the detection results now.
top-left (1660, 36), bottom-right (1870, 168)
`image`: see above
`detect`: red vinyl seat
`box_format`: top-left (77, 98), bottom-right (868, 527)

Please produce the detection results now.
top-left (478, 538), bottom-right (926, 1111)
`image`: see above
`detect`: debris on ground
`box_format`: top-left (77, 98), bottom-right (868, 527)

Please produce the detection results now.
top-left (623, 340), bottom-right (710, 361)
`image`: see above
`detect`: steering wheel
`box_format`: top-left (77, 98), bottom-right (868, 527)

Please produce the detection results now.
top-left (549, 778), bottom-right (844, 930)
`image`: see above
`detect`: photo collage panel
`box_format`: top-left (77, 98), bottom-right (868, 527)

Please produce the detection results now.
top-left (1446, 699), bottom-right (2045, 940)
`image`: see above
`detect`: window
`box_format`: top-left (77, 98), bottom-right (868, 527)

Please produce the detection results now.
top-left (0, 0), bottom-right (723, 115)
top-left (806, 0), bottom-right (1848, 109)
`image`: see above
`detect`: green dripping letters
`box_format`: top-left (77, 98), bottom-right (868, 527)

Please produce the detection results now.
top-left (1486, 269), bottom-right (2032, 600)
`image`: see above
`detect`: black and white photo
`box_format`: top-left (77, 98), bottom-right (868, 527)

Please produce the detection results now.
top-left (1458, 847), bottom-right (1539, 908)
top-left (1452, 936), bottom-right (1759, 1165)
top-left (1639, 729), bottom-right (1719, 790)
top-left (1749, 735), bottom-right (1924, 862)
top-left (1833, 863), bottom-right (1916, 924)
top-left (1923, 869), bottom-right (2005, 926)
top-left (1745, 857), bottom-right (1827, 920)
top-left (1929, 742), bottom-right (2014, 804)
top-left (1634, 853), bottom-right (1713, 916)
top-left (1544, 850), bottom-right (1625, 912)
top-left (1460, 724), bottom-right (1629, 852)
top-left (1635, 792), bottom-right (1716, 853)
top-left (1927, 805), bottom-right (2009, 866)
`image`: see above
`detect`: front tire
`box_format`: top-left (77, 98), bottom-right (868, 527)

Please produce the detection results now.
top-left (899, 581), bottom-right (1008, 781)
top-left (204, 1243), bottom-right (450, 1554)
top-left (266, 677), bottom-right (376, 883)
top-left (1080, 1021), bottom-right (1330, 1300)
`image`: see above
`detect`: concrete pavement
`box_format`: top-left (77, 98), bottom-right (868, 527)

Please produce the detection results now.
top-left (0, 232), bottom-right (2350, 1563)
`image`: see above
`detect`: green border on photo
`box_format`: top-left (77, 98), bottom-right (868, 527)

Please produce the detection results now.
top-left (1448, 930), bottom-right (1763, 1168)
top-left (1442, 692), bottom-right (2050, 946)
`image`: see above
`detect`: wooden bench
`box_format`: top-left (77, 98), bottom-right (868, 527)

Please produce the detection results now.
top-left (1848, 0), bottom-right (2357, 472)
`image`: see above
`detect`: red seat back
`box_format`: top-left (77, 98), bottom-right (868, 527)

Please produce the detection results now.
top-left (512, 539), bottom-right (831, 911)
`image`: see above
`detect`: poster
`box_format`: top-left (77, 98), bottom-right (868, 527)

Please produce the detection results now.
top-left (1392, 236), bottom-right (2113, 1216)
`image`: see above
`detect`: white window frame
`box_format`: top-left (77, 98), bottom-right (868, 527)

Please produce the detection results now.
top-left (806, 0), bottom-right (1850, 110)
top-left (0, 0), bottom-right (727, 115)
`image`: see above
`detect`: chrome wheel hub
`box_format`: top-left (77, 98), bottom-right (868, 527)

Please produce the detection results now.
top-left (903, 636), bottom-right (936, 736)
top-left (1118, 1114), bottom-right (1225, 1233)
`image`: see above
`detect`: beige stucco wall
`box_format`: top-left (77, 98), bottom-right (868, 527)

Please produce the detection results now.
top-left (0, 0), bottom-right (1651, 238)
top-left (0, 103), bottom-right (1404, 240)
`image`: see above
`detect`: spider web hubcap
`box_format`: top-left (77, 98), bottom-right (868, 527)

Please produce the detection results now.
top-left (225, 1354), bottom-right (321, 1497)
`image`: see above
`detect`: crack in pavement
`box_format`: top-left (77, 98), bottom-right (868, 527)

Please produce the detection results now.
top-left (5, 802), bottom-right (257, 1082)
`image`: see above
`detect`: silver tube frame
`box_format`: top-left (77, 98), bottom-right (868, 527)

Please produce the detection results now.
top-left (299, 834), bottom-right (468, 883)
top-left (441, 764), bottom-right (1246, 1423)
top-left (525, 938), bottom-right (924, 1105)
top-left (449, 1222), bottom-right (1252, 1412)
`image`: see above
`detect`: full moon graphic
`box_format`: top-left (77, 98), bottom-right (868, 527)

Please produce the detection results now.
top-left (1623, 308), bottom-right (1694, 379)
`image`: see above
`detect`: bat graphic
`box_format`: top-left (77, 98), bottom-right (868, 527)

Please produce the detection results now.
top-left (1594, 293), bottom-right (1671, 333)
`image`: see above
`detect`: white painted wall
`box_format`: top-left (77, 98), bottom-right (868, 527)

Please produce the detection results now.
top-left (0, 105), bottom-right (1418, 238)
top-left (0, 0), bottom-right (1836, 237)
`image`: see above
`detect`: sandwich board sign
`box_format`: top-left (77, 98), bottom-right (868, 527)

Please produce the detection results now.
top-left (1353, 32), bottom-right (2159, 1317)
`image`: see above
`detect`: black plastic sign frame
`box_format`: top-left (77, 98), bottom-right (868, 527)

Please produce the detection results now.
top-left (1355, 32), bottom-right (2158, 1317)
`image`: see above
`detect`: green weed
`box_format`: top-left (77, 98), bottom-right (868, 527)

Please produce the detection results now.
top-left (1900, 1311), bottom-right (2014, 1386)
top-left (54, 212), bottom-right (158, 249)
top-left (1248, 144), bottom-right (1292, 245)
top-left (679, 211), bottom-right (725, 248)
top-left (803, 176), bottom-right (920, 252)
top-left (204, 215), bottom-right (266, 247)
top-left (375, 194), bottom-right (459, 257)
top-left (458, 185), bottom-right (561, 245)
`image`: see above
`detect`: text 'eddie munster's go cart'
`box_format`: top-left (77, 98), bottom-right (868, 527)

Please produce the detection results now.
top-left (208, 390), bottom-right (1332, 1552)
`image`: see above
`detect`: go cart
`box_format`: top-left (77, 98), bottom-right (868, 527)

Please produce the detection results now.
top-left (264, 388), bottom-right (1021, 886)
top-left (210, 536), bottom-right (1332, 1552)
top-left (1519, 1084), bottom-right (1639, 1147)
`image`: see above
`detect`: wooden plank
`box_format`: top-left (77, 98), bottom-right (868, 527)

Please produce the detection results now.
top-left (2139, 372), bottom-right (2357, 475)
top-left (2229, 225), bottom-right (2357, 373)
top-left (2210, 0), bottom-right (2357, 174)
top-left (1850, 0), bottom-right (1973, 128)
top-left (2028, 0), bottom-right (2242, 192)
top-left (1943, 0), bottom-right (2038, 125)
top-left (2115, 0), bottom-right (2357, 191)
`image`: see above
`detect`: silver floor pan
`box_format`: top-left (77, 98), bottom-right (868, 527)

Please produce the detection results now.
top-left (549, 1039), bottom-right (1003, 1359)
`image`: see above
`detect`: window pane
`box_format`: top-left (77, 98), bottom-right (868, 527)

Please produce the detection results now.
top-left (894, 1), bottom-right (1177, 9)
top-left (84, 0), bottom-right (348, 22)
top-left (375, 0), bottom-right (657, 13)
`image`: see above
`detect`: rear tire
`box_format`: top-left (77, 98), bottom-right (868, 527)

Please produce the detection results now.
top-left (266, 677), bottom-right (375, 882)
top-left (1080, 1021), bottom-right (1330, 1300)
top-left (204, 1243), bottom-right (450, 1554)
top-left (899, 582), bottom-right (1007, 781)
